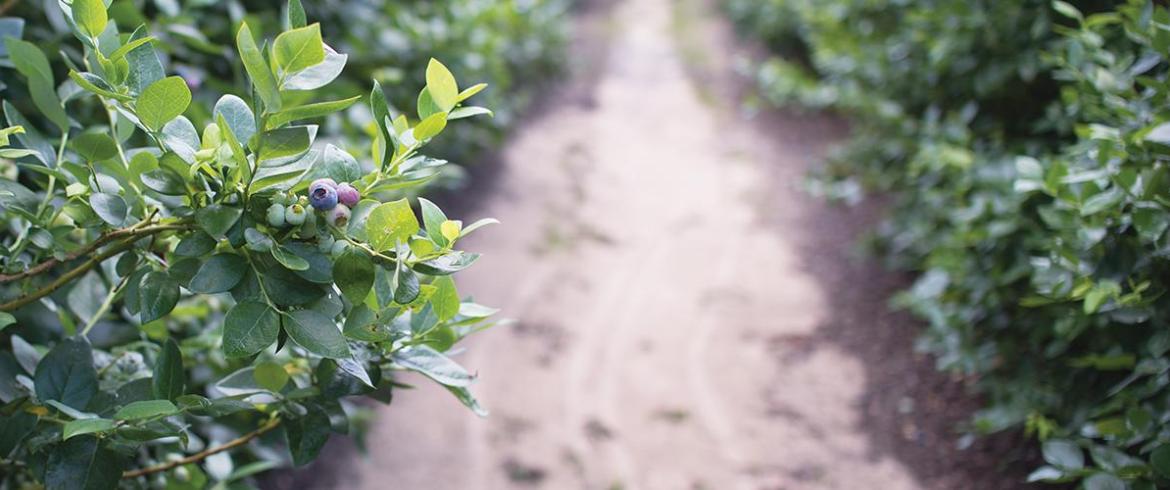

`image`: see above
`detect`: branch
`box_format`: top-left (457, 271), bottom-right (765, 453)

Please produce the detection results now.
top-left (0, 220), bottom-right (169, 283)
top-left (122, 417), bottom-right (282, 479)
top-left (0, 224), bottom-right (189, 312)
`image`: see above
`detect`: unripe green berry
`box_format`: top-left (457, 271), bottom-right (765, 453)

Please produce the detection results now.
top-left (330, 240), bottom-right (350, 257)
top-left (285, 204), bottom-right (308, 226)
top-left (266, 203), bottom-right (286, 227)
top-left (318, 233), bottom-right (336, 253)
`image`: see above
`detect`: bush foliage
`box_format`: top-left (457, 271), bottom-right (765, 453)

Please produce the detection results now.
top-left (0, 0), bottom-right (508, 486)
top-left (729, 0), bottom-right (1170, 486)
top-left (4, 0), bottom-right (567, 177)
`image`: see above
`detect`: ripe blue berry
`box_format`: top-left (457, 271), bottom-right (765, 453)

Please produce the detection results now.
top-left (309, 179), bottom-right (338, 211)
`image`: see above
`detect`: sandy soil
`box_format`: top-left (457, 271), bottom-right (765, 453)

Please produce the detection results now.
top-left (267, 0), bottom-right (1039, 488)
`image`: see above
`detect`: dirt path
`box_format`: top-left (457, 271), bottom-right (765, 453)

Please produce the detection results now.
top-left (274, 0), bottom-right (1036, 488)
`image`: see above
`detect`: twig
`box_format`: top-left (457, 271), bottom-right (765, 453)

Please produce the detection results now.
top-left (0, 224), bottom-right (189, 312)
top-left (0, 219), bottom-right (163, 283)
top-left (122, 418), bottom-right (282, 479)
top-left (0, 0), bottom-right (20, 17)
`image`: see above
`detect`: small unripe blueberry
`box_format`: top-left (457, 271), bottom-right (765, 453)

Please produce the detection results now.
top-left (326, 204), bottom-right (351, 228)
top-left (317, 233), bottom-right (336, 253)
top-left (285, 204), bottom-right (308, 226)
top-left (331, 240), bottom-right (350, 257)
top-left (266, 203), bottom-right (286, 227)
top-left (271, 191), bottom-right (288, 206)
top-left (309, 179), bottom-right (338, 211)
top-left (335, 183), bottom-right (360, 207)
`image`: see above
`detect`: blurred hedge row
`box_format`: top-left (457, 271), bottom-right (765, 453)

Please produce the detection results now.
top-left (3, 0), bottom-right (568, 183)
top-left (728, 0), bottom-right (1170, 486)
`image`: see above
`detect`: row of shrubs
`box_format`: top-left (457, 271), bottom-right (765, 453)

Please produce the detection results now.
top-left (727, 0), bottom-right (1170, 487)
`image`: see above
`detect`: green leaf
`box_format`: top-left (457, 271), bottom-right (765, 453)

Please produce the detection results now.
top-left (271, 245), bottom-right (310, 271)
top-left (1151, 445), bottom-right (1170, 478)
top-left (196, 204), bottom-right (242, 238)
top-left (140, 169), bottom-right (186, 195)
top-left (253, 361), bottom-right (289, 392)
top-left (256, 126), bottom-right (314, 162)
top-left (394, 264), bottom-right (419, 304)
top-left (419, 197), bottom-right (448, 247)
top-left (394, 345), bottom-right (475, 387)
top-left (366, 198), bottom-right (419, 251)
top-left (62, 418), bottom-right (116, 440)
top-left (175, 231), bottom-right (216, 257)
top-left (413, 112), bottom-right (448, 141)
top-left (137, 76), bottom-right (192, 132)
top-left (236, 22), bottom-right (282, 112)
top-left (273, 23), bottom-right (325, 74)
top-left (282, 309), bottom-right (350, 359)
top-left (222, 301), bottom-right (281, 358)
top-left (213, 95), bottom-right (257, 144)
top-left (138, 271), bottom-right (179, 323)
top-left (152, 338), bottom-right (184, 401)
top-left (44, 436), bottom-right (123, 490)
top-left (0, 312), bottom-right (14, 332)
top-left (114, 399), bottom-right (178, 420)
top-left (448, 106), bottom-right (493, 120)
top-left (268, 96), bottom-right (361, 128)
top-left (34, 337), bottom-right (98, 410)
top-left (285, 406), bottom-right (330, 466)
top-left (1052, 1), bottom-right (1083, 21)
top-left (5, 38), bottom-right (69, 132)
top-left (71, 133), bottom-right (118, 161)
top-left (188, 253), bottom-right (247, 293)
top-left (71, 0), bottom-right (108, 38)
top-left (1083, 473), bottom-right (1125, 490)
top-left (286, 0), bottom-right (307, 29)
top-left (333, 249), bottom-right (374, 304)
top-left (89, 192), bottom-right (126, 226)
top-left (425, 58), bottom-right (459, 112)
top-left (431, 276), bottom-right (460, 322)
top-left (1042, 439), bottom-right (1084, 470)
top-left (457, 83), bottom-right (488, 102)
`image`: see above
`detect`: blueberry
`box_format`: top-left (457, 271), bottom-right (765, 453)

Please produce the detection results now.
top-left (285, 204), bottom-right (308, 226)
top-left (330, 239), bottom-right (350, 257)
top-left (266, 203), bottom-right (286, 227)
top-left (336, 183), bottom-right (360, 207)
top-left (326, 204), bottom-right (351, 228)
top-left (309, 179), bottom-right (338, 211)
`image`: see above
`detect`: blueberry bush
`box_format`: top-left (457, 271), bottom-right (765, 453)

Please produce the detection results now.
top-left (3, 0), bottom-right (568, 184)
top-left (729, 0), bottom-right (1170, 487)
top-left (0, 0), bottom-right (502, 487)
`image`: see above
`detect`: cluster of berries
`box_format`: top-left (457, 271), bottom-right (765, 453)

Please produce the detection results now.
top-left (266, 179), bottom-right (360, 229)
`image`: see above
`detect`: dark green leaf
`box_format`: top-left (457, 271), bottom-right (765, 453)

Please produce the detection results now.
top-left (187, 253), bottom-right (246, 293)
top-left (62, 418), bottom-right (115, 440)
top-left (222, 301), bottom-right (281, 358)
top-left (138, 271), bottom-right (180, 324)
top-left (196, 205), bottom-right (242, 238)
top-left (114, 399), bottom-right (178, 420)
top-left (285, 406), bottom-right (330, 466)
top-left (44, 436), bottom-right (123, 490)
top-left (282, 309), bottom-right (350, 358)
top-left (333, 249), bottom-right (374, 304)
top-left (88, 192), bottom-right (126, 226)
top-left (152, 338), bottom-right (185, 401)
top-left (34, 337), bottom-right (97, 410)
